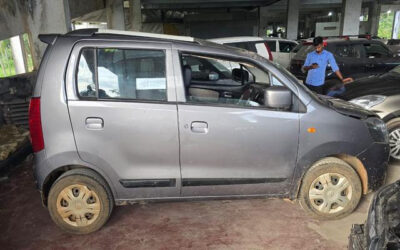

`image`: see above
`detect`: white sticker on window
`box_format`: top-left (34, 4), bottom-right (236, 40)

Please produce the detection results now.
top-left (136, 78), bottom-right (166, 90)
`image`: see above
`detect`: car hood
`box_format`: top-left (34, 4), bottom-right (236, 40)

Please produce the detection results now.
top-left (320, 96), bottom-right (377, 119)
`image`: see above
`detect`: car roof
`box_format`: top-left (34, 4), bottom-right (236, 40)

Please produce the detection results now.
top-left (262, 37), bottom-right (298, 43)
top-left (208, 36), bottom-right (264, 44)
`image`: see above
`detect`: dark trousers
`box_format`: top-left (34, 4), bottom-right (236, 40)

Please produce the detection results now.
top-left (305, 84), bottom-right (324, 95)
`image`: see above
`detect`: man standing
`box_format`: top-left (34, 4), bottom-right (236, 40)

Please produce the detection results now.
top-left (302, 37), bottom-right (352, 94)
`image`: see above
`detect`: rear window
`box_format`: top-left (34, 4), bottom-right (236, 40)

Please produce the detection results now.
top-left (363, 43), bottom-right (392, 58)
top-left (225, 42), bottom-right (257, 53)
top-left (266, 41), bottom-right (276, 52)
top-left (295, 44), bottom-right (314, 58)
top-left (76, 48), bottom-right (167, 101)
top-left (279, 41), bottom-right (296, 53)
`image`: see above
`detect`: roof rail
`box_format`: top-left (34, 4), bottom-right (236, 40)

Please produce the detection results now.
top-left (96, 29), bottom-right (195, 42)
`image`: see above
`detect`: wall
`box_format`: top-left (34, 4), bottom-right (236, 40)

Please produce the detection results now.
top-left (0, 0), bottom-right (68, 66)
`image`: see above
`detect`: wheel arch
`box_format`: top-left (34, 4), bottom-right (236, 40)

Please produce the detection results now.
top-left (293, 154), bottom-right (369, 199)
top-left (41, 165), bottom-right (115, 206)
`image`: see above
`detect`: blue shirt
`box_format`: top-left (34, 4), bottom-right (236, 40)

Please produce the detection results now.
top-left (303, 50), bottom-right (339, 86)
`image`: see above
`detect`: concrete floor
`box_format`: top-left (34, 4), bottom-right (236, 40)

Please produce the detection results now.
top-left (0, 156), bottom-right (399, 250)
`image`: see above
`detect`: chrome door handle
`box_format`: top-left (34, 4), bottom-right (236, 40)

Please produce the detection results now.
top-left (85, 117), bottom-right (104, 130)
top-left (191, 121), bottom-right (208, 133)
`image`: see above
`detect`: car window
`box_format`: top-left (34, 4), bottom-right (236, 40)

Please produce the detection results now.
top-left (334, 44), bottom-right (362, 58)
top-left (225, 42), bottom-right (257, 53)
top-left (77, 48), bottom-right (96, 98)
top-left (295, 44), bottom-right (314, 58)
top-left (181, 53), bottom-right (276, 108)
top-left (77, 48), bottom-right (167, 101)
top-left (363, 43), bottom-right (392, 58)
top-left (279, 41), bottom-right (296, 53)
top-left (266, 41), bottom-right (276, 52)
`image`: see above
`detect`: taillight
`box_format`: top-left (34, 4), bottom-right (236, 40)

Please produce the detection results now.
top-left (29, 97), bottom-right (44, 152)
top-left (264, 42), bottom-right (273, 61)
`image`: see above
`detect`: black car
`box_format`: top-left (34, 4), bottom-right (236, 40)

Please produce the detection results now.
top-left (327, 66), bottom-right (400, 161)
top-left (290, 38), bottom-right (400, 81)
top-left (348, 180), bottom-right (400, 250)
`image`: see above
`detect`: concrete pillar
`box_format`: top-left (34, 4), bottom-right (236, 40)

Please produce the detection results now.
top-left (10, 35), bottom-right (27, 75)
top-left (129, 0), bottom-right (142, 31)
top-left (286, 0), bottom-right (299, 40)
top-left (106, 0), bottom-right (125, 30)
top-left (340, 0), bottom-right (362, 36)
top-left (392, 11), bottom-right (400, 39)
top-left (369, 1), bottom-right (381, 36)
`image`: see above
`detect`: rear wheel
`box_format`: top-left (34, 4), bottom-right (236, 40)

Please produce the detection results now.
top-left (387, 118), bottom-right (400, 161)
top-left (48, 169), bottom-right (113, 234)
top-left (299, 157), bottom-right (362, 219)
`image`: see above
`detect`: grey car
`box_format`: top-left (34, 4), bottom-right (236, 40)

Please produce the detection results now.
top-left (30, 29), bottom-right (389, 234)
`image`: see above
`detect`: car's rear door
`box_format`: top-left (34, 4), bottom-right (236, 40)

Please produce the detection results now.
top-left (278, 41), bottom-right (297, 68)
top-left (65, 41), bottom-right (181, 199)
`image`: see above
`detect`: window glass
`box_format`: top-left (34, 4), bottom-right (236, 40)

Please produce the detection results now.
top-left (96, 48), bottom-right (166, 101)
top-left (225, 42), bottom-right (257, 53)
top-left (295, 44), bottom-right (314, 58)
top-left (266, 41), bottom-right (276, 52)
top-left (181, 53), bottom-right (274, 108)
top-left (279, 42), bottom-right (296, 53)
top-left (77, 48), bottom-right (96, 97)
top-left (334, 44), bottom-right (362, 58)
top-left (363, 43), bottom-right (391, 58)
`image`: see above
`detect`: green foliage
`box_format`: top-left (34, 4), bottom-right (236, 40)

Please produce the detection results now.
top-left (378, 12), bottom-right (394, 39)
top-left (0, 39), bottom-right (16, 78)
top-left (23, 33), bottom-right (34, 72)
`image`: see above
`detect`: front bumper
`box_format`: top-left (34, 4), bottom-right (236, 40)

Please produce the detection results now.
top-left (357, 142), bottom-right (390, 192)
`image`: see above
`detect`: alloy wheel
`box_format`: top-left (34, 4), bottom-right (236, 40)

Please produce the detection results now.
top-left (389, 128), bottom-right (400, 160)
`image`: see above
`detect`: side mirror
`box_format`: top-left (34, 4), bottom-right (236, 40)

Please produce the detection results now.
top-left (264, 86), bottom-right (292, 110)
top-left (209, 71), bottom-right (219, 81)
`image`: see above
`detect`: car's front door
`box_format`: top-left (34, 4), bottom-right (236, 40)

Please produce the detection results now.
top-left (174, 51), bottom-right (300, 197)
top-left (66, 41), bottom-right (181, 199)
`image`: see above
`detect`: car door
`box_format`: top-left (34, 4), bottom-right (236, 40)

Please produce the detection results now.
top-left (266, 40), bottom-right (278, 62)
top-left (173, 50), bottom-right (300, 197)
top-left (66, 41), bottom-right (181, 199)
top-left (362, 42), bottom-right (394, 75)
top-left (332, 43), bottom-right (365, 79)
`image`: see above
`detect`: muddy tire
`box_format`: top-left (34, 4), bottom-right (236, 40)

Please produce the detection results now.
top-left (298, 157), bottom-right (362, 220)
top-left (48, 169), bottom-right (114, 234)
top-left (387, 118), bottom-right (400, 162)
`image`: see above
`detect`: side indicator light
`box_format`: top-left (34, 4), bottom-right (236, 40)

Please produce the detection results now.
top-left (307, 127), bottom-right (316, 133)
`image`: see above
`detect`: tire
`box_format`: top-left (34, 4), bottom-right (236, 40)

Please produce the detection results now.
top-left (298, 157), bottom-right (362, 220)
top-left (387, 118), bottom-right (400, 162)
top-left (47, 169), bottom-right (114, 234)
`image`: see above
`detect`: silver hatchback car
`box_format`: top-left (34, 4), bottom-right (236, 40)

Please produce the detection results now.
top-left (30, 29), bottom-right (389, 234)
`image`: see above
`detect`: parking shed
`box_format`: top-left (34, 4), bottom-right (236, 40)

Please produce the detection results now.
top-left (1, 0), bottom-right (400, 249)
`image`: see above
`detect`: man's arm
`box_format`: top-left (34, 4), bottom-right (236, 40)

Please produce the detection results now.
top-left (302, 54), bottom-right (317, 72)
top-left (329, 53), bottom-right (353, 83)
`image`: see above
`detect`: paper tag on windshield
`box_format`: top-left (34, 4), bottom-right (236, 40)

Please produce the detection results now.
top-left (136, 78), bottom-right (166, 90)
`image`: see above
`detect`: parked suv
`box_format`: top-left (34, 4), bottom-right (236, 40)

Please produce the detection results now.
top-left (30, 29), bottom-right (389, 234)
top-left (290, 38), bottom-right (400, 82)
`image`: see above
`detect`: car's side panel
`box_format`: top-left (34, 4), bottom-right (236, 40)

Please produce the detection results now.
top-left (65, 40), bottom-right (182, 199)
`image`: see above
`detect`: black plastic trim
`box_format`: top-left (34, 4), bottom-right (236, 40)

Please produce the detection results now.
top-left (182, 178), bottom-right (286, 186)
top-left (120, 179), bottom-right (176, 188)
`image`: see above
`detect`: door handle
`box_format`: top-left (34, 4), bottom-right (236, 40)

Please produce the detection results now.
top-left (223, 92), bottom-right (233, 98)
top-left (191, 121), bottom-right (208, 133)
top-left (85, 117), bottom-right (104, 130)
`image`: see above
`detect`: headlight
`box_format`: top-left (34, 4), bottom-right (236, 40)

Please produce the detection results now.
top-left (349, 95), bottom-right (386, 109)
top-left (365, 117), bottom-right (389, 143)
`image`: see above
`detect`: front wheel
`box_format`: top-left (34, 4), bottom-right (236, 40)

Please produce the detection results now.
top-left (299, 157), bottom-right (362, 219)
top-left (47, 169), bottom-right (114, 234)
top-left (387, 118), bottom-right (400, 161)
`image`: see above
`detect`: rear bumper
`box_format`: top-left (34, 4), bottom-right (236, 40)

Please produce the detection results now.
top-left (357, 142), bottom-right (390, 192)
